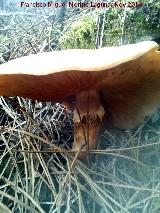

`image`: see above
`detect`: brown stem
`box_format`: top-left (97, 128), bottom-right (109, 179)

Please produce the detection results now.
top-left (72, 89), bottom-right (105, 158)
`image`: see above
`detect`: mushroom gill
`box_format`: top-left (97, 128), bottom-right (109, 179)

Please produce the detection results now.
top-left (0, 41), bottom-right (160, 157)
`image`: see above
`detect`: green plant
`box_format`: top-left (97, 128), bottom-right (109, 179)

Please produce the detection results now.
top-left (60, 15), bottom-right (98, 49)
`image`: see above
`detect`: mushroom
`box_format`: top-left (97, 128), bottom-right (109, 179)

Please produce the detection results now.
top-left (0, 41), bottom-right (160, 157)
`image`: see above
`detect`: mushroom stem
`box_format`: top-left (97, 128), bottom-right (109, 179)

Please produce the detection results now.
top-left (72, 89), bottom-right (105, 157)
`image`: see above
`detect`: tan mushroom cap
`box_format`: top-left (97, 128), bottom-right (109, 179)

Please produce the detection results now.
top-left (0, 41), bottom-right (160, 128)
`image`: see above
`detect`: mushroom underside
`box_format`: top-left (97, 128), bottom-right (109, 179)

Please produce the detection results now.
top-left (0, 41), bottom-right (160, 158)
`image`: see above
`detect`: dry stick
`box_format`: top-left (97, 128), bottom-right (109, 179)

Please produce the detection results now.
top-left (120, 0), bottom-right (127, 45)
top-left (75, 107), bottom-right (88, 154)
top-left (86, 86), bottom-right (90, 160)
top-left (12, 137), bottom-right (160, 154)
top-left (95, 117), bottom-right (104, 162)
top-left (13, 149), bottom-right (97, 154)
top-left (99, 11), bottom-right (105, 48)
top-left (95, 11), bottom-right (105, 49)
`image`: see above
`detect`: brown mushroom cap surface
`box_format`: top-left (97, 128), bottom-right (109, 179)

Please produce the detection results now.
top-left (0, 41), bottom-right (160, 128)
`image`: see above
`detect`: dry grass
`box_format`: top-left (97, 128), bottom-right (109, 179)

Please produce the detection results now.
top-left (0, 96), bottom-right (160, 212)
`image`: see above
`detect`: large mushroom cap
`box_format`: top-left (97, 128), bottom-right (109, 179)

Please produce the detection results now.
top-left (0, 41), bottom-right (160, 128)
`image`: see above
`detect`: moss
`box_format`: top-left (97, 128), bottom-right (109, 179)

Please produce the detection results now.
top-left (60, 15), bottom-right (98, 49)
